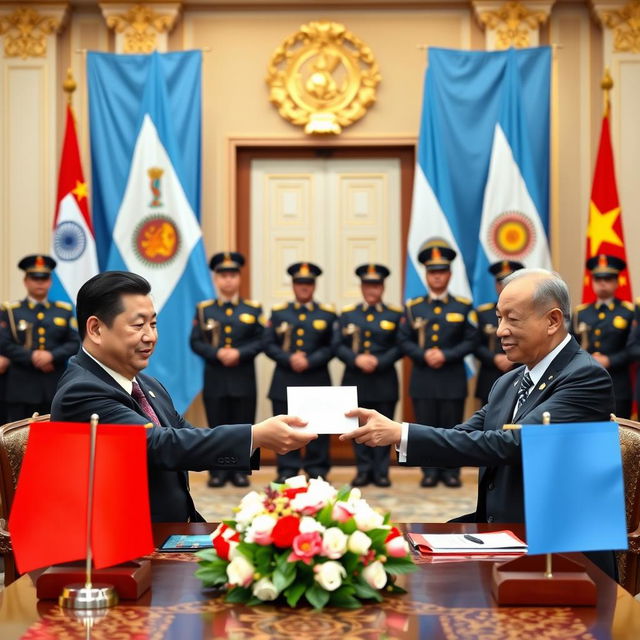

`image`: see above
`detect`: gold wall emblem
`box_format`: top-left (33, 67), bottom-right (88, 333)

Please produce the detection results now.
top-left (266, 21), bottom-right (381, 135)
top-left (477, 1), bottom-right (548, 49)
top-left (0, 7), bottom-right (62, 59)
top-left (599, 0), bottom-right (640, 53)
top-left (104, 4), bottom-right (178, 54)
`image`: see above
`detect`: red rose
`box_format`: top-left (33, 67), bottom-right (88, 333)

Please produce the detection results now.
top-left (283, 487), bottom-right (308, 500)
top-left (271, 515), bottom-right (301, 548)
top-left (212, 523), bottom-right (239, 560)
top-left (385, 526), bottom-right (402, 543)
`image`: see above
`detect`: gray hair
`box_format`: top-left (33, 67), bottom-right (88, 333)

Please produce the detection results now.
top-left (502, 268), bottom-right (571, 325)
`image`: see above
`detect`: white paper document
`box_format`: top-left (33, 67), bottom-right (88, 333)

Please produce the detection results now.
top-left (286, 386), bottom-right (359, 434)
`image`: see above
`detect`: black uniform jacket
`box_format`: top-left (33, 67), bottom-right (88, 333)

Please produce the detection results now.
top-left (190, 298), bottom-right (264, 398)
top-left (399, 294), bottom-right (478, 399)
top-left (0, 299), bottom-right (80, 404)
top-left (263, 301), bottom-right (337, 402)
top-left (51, 350), bottom-right (259, 522)
top-left (402, 338), bottom-right (614, 523)
top-left (333, 302), bottom-right (403, 403)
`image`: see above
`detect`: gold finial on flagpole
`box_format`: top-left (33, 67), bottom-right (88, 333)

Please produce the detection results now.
top-left (601, 67), bottom-right (613, 118)
top-left (63, 67), bottom-right (77, 105)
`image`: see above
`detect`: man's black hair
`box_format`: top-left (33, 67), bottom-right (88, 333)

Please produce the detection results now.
top-left (76, 271), bottom-right (151, 340)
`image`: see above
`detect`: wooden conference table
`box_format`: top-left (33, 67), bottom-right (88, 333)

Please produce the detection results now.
top-left (1, 523), bottom-right (639, 639)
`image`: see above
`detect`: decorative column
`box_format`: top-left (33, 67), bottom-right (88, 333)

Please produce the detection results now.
top-left (472, 0), bottom-right (555, 50)
top-left (0, 4), bottom-right (68, 299)
top-left (99, 3), bottom-right (181, 54)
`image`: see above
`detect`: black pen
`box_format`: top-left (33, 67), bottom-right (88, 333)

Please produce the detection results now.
top-left (463, 534), bottom-right (484, 545)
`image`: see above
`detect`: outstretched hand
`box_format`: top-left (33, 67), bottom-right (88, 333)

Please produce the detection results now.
top-left (252, 414), bottom-right (316, 455)
top-left (339, 408), bottom-right (402, 447)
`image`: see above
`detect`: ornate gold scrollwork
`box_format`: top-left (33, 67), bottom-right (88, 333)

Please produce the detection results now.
top-left (600, 0), bottom-right (640, 53)
top-left (0, 7), bottom-right (62, 59)
top-left (266, 21), bottom-right (381, 135)
top-left (104, 4), bottom-right (177, 54)
top-left (477, 1), bottom-right (548, 49)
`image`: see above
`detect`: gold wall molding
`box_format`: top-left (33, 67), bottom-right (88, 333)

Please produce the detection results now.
top-left (266, 21), bottom-right (381, 136)
top-left (0, 6), bottom-right (67, 59)
top-left (596, 0), bottom-right (640, 53)
top-left (100, 3), bottom-right (181, 53)
top-left (473, 0), bottom-right (554, 49)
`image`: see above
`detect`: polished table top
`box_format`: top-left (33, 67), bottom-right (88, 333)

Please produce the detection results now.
top-left (1, 522), bottom-right (639, 639)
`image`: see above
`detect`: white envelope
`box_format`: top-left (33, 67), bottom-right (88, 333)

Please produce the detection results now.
top-left (286, 386), bottom-right (359, 434)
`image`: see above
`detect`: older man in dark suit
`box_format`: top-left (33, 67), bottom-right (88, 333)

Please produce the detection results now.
top-left (51, 271), bottom-right (316, 523)
top-left (340, 268), bottom-right (617, 579)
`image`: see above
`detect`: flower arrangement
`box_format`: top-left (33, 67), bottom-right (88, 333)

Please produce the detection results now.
top-left (195, 475), bottom-right (417, 609)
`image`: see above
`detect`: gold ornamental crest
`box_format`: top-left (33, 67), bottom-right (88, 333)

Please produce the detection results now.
top-left (266, 21), bottom-right (381, 135)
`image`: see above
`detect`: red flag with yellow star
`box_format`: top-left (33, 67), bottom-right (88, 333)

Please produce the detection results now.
top-left (49, 104), bottom-right (99, 306)
top-left (582, 106), bottom-right (631, 303)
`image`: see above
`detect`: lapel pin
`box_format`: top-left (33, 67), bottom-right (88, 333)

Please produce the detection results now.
top-left (548, 375), bottom-right (553, 380)
top-left (538, 383), bottom-right (546, 391)
top-left (149, 390), bottom-right (156, 398)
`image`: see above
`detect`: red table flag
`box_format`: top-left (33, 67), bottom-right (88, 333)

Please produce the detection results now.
top-left (9, 422), bottom-right (153, 574)
top-left (581, 103), bottom-right (632, 303)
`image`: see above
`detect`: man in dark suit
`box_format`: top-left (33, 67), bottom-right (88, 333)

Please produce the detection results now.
top-left (399, 238), bottom-right (478, 488)
top-left (474, 260), bottom-right (523, 406)
top-left (340, 268), bottom-right (617, 579)
top-left (263, 262), bottom-right (336, 483)
top-left (333, 264), bottom-right (402, 488)
top-left (190, 252), bottom-right (264, 488)
top-left (51, 271), bottom-right (316, 523)
top-left (0, 255), bottom-right (80, 421)
top-left (573, 254), bottom-right (633, 418)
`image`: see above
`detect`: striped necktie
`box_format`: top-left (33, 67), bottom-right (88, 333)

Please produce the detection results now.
top-left (515, 371), bottom-right (533, 411)
top-left (131, 380), bottom-right (161, 426)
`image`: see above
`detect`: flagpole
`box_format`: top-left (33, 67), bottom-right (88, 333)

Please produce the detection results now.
top-left (550, 43), bottom-right (560, 271)
top-left (601, 67), bottom-right (612, 118)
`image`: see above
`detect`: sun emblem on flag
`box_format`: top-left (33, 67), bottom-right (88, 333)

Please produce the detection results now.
top-left (488, 211), bottom-right (536, 259)
top-left (148, 167), bottom-right (164, 208)
top-left (134, 215), bottom-right (180, 266)
top-left (53, 221), bottom-right (87, 261)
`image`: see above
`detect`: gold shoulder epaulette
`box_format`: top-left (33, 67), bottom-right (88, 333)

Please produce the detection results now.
top-left (320, 303), bottom-right (335, 313)
top-left (272, 302), bottom-right (288, 312)
top-left (54, 301), bottom-right (73, 311)
top-left (575, 302), bottom-right (589, 311)
top-left (341, 303), bottom-right (357, 313)
top-left (454, 295), bottom-right (472, 305)
top-left (2, 300), bottom-right (20, 310)
top-left (386, 303), bottom-right (403, 313)
top-left (244, 299), bottom-right (262, 308)
top-left (197, 299), bottom-right (214, 309)
top-left (476, 302), bottom-right (495, 312)
top-left (406, 296), bottom-right (424, 307)
top-left (622, 301), bottom-right (635, 311)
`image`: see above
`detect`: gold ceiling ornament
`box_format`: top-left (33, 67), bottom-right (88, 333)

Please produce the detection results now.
top-left (477, 1), bottom-right (548, 49)
top-left (266, 21), bottom-right (381, 135)
top-left (599, 0), bottom-right (640, 53)
top-left (104, 4), bottom-right (178, 54)
top-left (0, 7), bottom-right (62, 59)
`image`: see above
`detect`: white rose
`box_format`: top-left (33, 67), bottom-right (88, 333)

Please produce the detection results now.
top-left (362, 561), bottom-right (387, 590)
top-left (244, 513), bottom-right (277, 545)
top-left (290, 491), bottom-right (326, 516)
top-left (314, 561), bottom-right (346, 591)
top-left (239, 490), bottom-right (264, 508)
top-left (348, 488), bottom-right (362, 502)
top-left (284, 474), bottom-right (308, 488)
top-left (299, 516), bottom-right (326, 535)
top-left (353, 501), bottom-right (384, 531)
top-left (228, 541), bottom-right (240, 560)
top-left (307, 477), bottom-right (337, 501)
top-left (348, 530), bottom-right (372, 555)
top-left (226, 555), bottom-right (255, 587)
top-left (252, 576), bottom-right (278, 601)
top-left (321, 527), bottom-right (348, 559)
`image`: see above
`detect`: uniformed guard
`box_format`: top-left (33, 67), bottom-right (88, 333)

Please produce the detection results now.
top-left (474, 260), bottom-right (524, 406)
top-left (333, 264), bottom-right (402, 487)
top-left (0, 255), bottom-right (80, 421)
top-left (263, 262), bottom-right (336, 482)
top-left (190, 252), bottom-right (264, 488)
top-left (398, 238), bottom-right (478, 488)
top-left (574, 254), bottom-right (634, 418)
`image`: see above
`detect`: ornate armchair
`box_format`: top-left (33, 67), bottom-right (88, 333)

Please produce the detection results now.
top-left (0, 413), bottom-right (50, 586)
top-left (613, 415), bottom-right (640, 595)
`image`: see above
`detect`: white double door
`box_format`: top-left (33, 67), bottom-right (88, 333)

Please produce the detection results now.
top-left (250, 157), bottom-right (403, 421)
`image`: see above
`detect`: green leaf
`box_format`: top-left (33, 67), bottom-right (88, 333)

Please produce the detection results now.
top-left (340, 519), bottom-right (357, 535)
top-left (329, 586), bottom-right (362, 609)
top-left (254, 546), bottom-right (272, 574)
top-left (279, 557), bottom-right (296, 578)
top-left (353, 579), bottom-right (383, 602)
top-left (383, 558), bottom-right (418, 575)
top-left (235, 542), bottom-right (256, 562)
top-left (336, 485), bottom-right (352, 501)
top-left (366, 528), bottom-right (389, 548)
top-left (222, 519), bottom-right (237, 528)
top-left (225, 586), bottom-right (251, 604)
top-left (284, 581), bottom-right (307, 607)
top-left (385, 583), bottom-right (408, 594)
top-left (342, 551), bottom-right (359, 574)
top-left (316, 503), bottom-right (334, 527)
top-left (194, 548), bottom-right (219, 563)
top-left (305, 583), bottom-right (330, 610)
top-left (194, 564), bottom-right (227, 586)
top-left (273, 566), bottom-right (296, 593)
top-left (245, 596), bottom-right (264, 606)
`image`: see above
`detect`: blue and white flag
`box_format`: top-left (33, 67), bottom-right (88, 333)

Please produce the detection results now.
top-left (88, 51), bottom-right (213, 413)
top-left (406, 47), bottom-right (551, 306)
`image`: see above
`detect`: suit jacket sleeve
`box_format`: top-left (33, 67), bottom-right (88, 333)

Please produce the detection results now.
top-left (403, 357), bottom-right (613, 468)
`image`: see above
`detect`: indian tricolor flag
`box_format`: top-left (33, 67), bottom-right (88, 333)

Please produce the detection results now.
top-left (50, 105), bottom-right (98, 306)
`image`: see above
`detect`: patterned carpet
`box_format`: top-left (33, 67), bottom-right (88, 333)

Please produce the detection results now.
top-left (190, 465), bottom-right (479, 523)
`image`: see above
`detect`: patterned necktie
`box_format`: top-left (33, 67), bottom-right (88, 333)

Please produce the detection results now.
top-left (131, 380), bottom-right (161, 426)
top-left (515, 371), bottom-right (533, 411)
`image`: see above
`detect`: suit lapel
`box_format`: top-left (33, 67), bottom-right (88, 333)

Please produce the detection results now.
top-left (513, 337), bottom-right (580, 422)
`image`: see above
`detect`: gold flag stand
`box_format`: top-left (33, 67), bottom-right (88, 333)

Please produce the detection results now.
top-left (492, 412), bottom-right (597, 606)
